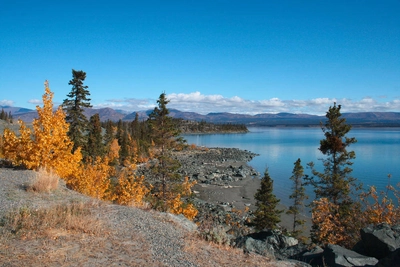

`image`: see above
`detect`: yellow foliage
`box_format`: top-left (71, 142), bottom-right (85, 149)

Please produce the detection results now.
top-left (2, 122), bottom-right (34, 164)
top-left (189, 143), bottom-right (197, 150)
top-left (157, 177), bottom-right (198, 220)
top-left (182, 203), bottom-right (198, 220)
top-left (312, 183), bottom-right (400, 248)
top-left (360, 185), bottom-right (400, 225)
top-left (69, 156), bottom-right (114, 200)
top-left (126, 135), bottom-right (138, 164)
top-left (311, 198), bottom-right (347, 246)
top-left (2, 83), bottom-right (82, 178)
top-left (180, 176), bottom-right (197, 197)
top-left (108, 138), bottom-right (120, 163)
top-left (167, 193), bottom-right (198, 221)
top-left (0, 135), bottom-right (3, 158)
top-left (114, 164), bottom-right (151, 206)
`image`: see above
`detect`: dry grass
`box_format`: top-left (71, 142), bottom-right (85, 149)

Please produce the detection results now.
top-left (0, 201), bottom-right (103, 240)
top-left (27, 167), bottom-right (59, 193)
top-left (0, 233), bottom-right (157, 267)
top-left (0, 202), bottom-right (160, 266)
top-left (0, 201), bottom-right (283, 267)
top-left (183, 233), bottom-right (277, 267)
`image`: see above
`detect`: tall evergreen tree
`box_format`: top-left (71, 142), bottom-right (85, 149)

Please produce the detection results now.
top-left (147, 92), bottom-right (185, 210)
top-left (286, 158), bottom-right (308, 235)
top-left (253, 168), bottom-right (282, 230)
top-left (306, 102), bottom-right (358, 206)
top-left (103, 120), bottom-right (114, 148)
top-left (119, 130), bottom-right (130, 163)
top-left (306, 103), bottom-right (362, 247)
top-left (130, 113), bottom-right (140, 138)
top-left (63, 69), bottom-right (92, 153)
top-left (0, 109), bottom-right (5, 120)
top-left (86, 113), bottom-right (104, 160)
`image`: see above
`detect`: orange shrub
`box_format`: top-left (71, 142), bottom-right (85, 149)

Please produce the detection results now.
top-left (114, 164), bottom-right (151, 206)
top-left (2, 83), bottom-right (82, 178)
top-left (311, 198), bottom-right (347, 246)
top-left (69, 156), bottom-right (114, 200)
top-left (360, 184), bottom-right (400, 225)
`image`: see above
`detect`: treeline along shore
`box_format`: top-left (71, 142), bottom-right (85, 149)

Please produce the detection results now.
top-left (175, 119), bottom-right (249, 134)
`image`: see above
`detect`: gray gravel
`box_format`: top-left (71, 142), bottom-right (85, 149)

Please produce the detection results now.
top-left (0, 167), bottom-right (90, 216)
top-left (100, 204), bottom-right (200, 266)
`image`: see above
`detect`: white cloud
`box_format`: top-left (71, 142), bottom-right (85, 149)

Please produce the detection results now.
top-left (94, 98), bottom-right (156, 111)
top-left (0, 99), bottom-right (14, 106)
top-left (28, 99), bottom-right (42, 105)
top-left (92, 92), bottom-right (400, 115)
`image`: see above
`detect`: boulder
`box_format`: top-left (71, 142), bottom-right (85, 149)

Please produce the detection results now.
top-left (243, 237), bottom-right (276, 258)
top-left (360, 223), bottom-right (400, 259)
top-left (249, 229), bottom-right (299, 249)
top-left (301, 246), bottom-right (324, 266)
top-left (377, 247), bottom-right (400, 267)
top-left (237, 230), bottom-right (303, 260)
top-left (280, 235), bottom-right (299, 248)
top-left (323, 244), bottom-right (378, 267)
top-left (280, 243), bottom-right (308, 260)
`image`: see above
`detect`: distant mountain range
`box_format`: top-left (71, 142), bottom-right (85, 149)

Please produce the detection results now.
top-left (2, 105), bottom-right (400, 127)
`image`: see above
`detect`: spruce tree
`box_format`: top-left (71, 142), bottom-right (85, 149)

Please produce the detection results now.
top-left (119, 130), bottom-right (130, 163)
top-left (253, 168), bottom-right (282, 230)
top-left (63, 69), bottom-right (92, 153)
top-left (148, 92), bottom-right (186, 210)
top-left (286, 158), bottom-right (308, 235)
top-left (86, 113), bottom-right (104, 160)
top-left (306, 102), bottom-right (358, 206)
top-left (103, 120), bottom-right (114, 148)
top-left (0, 109), bottom-right (5, 120)
top-left (306, 103), bottom-right (361, 246)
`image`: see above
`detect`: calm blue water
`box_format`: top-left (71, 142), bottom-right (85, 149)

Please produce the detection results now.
top-left (184, 127), bottom-right (400, 206)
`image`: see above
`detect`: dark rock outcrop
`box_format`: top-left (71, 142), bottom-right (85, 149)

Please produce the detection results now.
top-left (360, 223), bottom-right (400, 259)
top-left (377, 247), bottom-right (400, 267)
top-left (241, 237), bottom-right (276, 258)
top-left (323, 244), bottom-right (378, 267)
top-left (236, 229), bottom-right (309, 262)
top-left (300, 246), bottom-right (324, 266)
top-left (296, 224), bottom-right (400, 267)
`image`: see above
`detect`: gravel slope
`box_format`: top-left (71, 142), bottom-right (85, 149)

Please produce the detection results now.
top-left (0, 167), bottom-right (302, 267)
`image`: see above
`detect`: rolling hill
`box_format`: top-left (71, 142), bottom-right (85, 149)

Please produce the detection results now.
top-left (2, 105), bottom-right (400, 127)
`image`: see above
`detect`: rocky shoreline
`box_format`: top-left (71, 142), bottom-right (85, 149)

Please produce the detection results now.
top-left (138, 147), bottom-right (261, 209)
top-left (137, 147), bottom-right (310, 233)
top-left (172, 147), bottom-right (310, 232)
top-left (172, 148), bottom-right (400, 267)
top-left (175, 147), bottom-right (260, 185)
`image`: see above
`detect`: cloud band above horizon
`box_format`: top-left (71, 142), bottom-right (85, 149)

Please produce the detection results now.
top-left (93, 92), bottom-right (400, 115)
top-left (8, 92), bottom-right (399, 115)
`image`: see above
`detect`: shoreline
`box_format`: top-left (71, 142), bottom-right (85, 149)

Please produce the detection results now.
top-left (172, 147), bottom-right (312, 234)
top-left (192, 174), bottom-right (312, 235)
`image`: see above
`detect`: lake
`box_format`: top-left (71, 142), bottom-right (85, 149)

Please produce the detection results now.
top-left (183, 127), bottom-right (400, 206)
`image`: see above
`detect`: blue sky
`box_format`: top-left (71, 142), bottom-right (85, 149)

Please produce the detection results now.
top-left (1, 0), bottom-right (399, 115)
